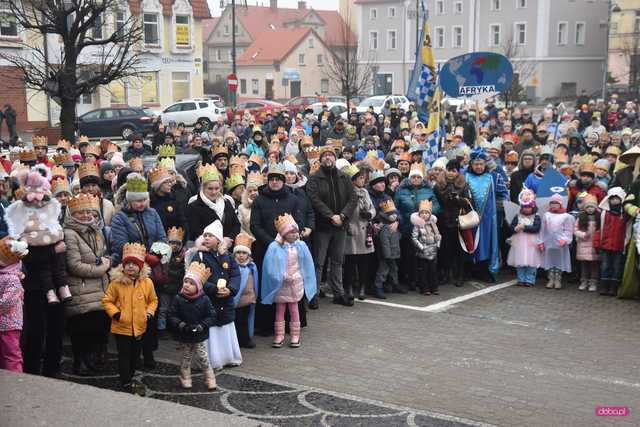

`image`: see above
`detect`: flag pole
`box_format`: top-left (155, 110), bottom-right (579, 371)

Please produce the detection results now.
top-left (475, 100), bottom-right (481, 148)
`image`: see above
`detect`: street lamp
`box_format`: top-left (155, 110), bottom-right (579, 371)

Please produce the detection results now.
top-left (603, 1), bottom-right (622, 100)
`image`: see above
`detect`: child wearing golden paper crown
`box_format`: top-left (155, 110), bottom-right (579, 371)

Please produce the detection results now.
top-left (261, 214), bottom-right (317, 348)
top-left (410, 199), bottom-right (442, 295)
top-left (102, 243), bottom-right (158, 394)
top-left (167, 262), bottom-right (217, 390)
top-left (156, 226), bottom-right (186, 337)
top-left (232, 233), bottom-right (259, 348)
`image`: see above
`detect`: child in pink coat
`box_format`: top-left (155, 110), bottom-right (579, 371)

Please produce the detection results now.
top-left (574, 194), bottom-right (600, 292)
top-left (539, 194), bottom-right (575, 289)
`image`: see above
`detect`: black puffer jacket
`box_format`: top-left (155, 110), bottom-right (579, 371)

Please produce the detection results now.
top-left (187, 195), bottom-right (240, 241)
top-left (167, 294), bottom-right (216, 343)
top-left (150, 189), bottom-right (188, 238)
top-left (306, 165), bottom-right (357, 231)
top-left (250, 185), bottom-right (302, 246)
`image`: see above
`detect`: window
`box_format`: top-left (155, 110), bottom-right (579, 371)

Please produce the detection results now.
top-left (199, 102), bottom-right (208, 109)
top-left (109, 81), bottom-right (126, 105)
top-left (141, 72), bottom-right (158, 104)
top-left (454, 1), bottom-right (463, 14)
top-left (491, 0), bottom-right (501, 11)
top-left (515, 22), bottom-right (526, 45)
top-left (181, 102), bottom-right (196, 111)
top-left (224, 24), bottom-right (229, 35)
top-left (634, 12), bottom-right (640, 33)
top-left (216, 49), bottom-right (221, 61)
top-left (143, 13), bottom-right (159, 45)
top-left (317, 54), bottom-right (323, 65)
top-left (0, 2), bottom-right (18, 37)
top-left (369, 31), bottom-right (378, 49)
top-left (114, 11), bottom-right (126, 39)
top-left (388, 7), bottom-right (396, 18)
top-left (299, 54), bottom-right (305, 65)
top-left (388, 30), bottom-right (397, 49)
top-left (308, 37), bottom-right (314, 48)
top-left (80, 93), bottom-right (92, 104)
top-left (321, 79), bottom-right (329, 94)
top-left (490, 24), bottom-right (501, 46)
top-left (436, 0), bottom-right (444, 15)
top-left (92, 14), bottom-right (103, 39)
top-left (575, 22), bottom-right (585, 45)
top-left (240, 79), bottom-right (247, 94)
top-left (452, 26), bottom-right (463, 48)
top-left (557, 21), bottom-right (568, 45)
top-left (175, 15), bottom-right (190, 46)
top-left (228, 50), bottom-right (233, 62)
top-left (516, 0), bottom-right (527, 8)
top-left (171, 72), bottom-right (190, 102)
top-left (215, 74), bottom-right (221, 82)
top-left (203, 61), bottom-right (208, 73)
top-left (370, 8), bottom-right (377, 20)
top-left (101, 109), bottom-right (119, 119)
top-left (251, 79), bottom-right (259, 95)
top-left (434, 27), bottom-right (445, 48)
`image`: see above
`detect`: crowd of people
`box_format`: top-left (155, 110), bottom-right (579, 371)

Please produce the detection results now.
top-left (0, 95), bottom-right (639, 395)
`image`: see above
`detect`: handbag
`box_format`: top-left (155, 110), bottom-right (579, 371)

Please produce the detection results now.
top-left (458, 201), bottom-right (480, 230)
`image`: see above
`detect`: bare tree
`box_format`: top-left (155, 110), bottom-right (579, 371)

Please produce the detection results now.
top-left (498, 33), bottom-right (537, 107)
top-left (0, 0), bottom-right (143, 141)
top-left (323, 3), bottom-right (374, 110)
top-left (616, 37), bottom-right (640, 100)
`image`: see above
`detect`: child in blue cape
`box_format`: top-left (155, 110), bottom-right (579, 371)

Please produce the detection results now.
top-left (261, 214), bottom-right (316, 348)
top-left (232, 233), bottom-right (259, 349)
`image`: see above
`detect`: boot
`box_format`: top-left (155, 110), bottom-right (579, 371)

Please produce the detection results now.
top-left (272, 321), bottom-right (285, 348)
top-left (607, 281), bottom-right (619, 297)
top-left (308, 296), bottom-right (319, 310)
top-left (578, 278), bottom-right (588, 291)
top-left (587, 279), bottom-right (597, 292)
top-left (204, 367), bottom-right (217, 390)
top-left (374, 288), bottom-right (386, 299)
top-left (554, 271), bottom-right (562, 289)
top-left (179, 367), bottom-right (192, 389)
top-left (46, 289), bottom-right (60, 305)
top-left (356, 283), bottom-right (366, 300)
top-left (58, 285), bottom-right (72, 303)
top-left (599, 280), bottom-right (611, 296)
top-left (289, 321), bottom-right (301, 348)
top-left (72, 358), bottom-right (91, 376)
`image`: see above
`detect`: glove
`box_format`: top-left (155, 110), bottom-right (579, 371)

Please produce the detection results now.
top-left (191, 324), bottom-right (204, 334)
top-left (537, 243), bottom-right (545, 252)
top-left (145, 253), bottom-right (161, 267)
top-left (558, 239), bottom-right (567, 247)
top-left (113, 312), bottom-right (121, 321)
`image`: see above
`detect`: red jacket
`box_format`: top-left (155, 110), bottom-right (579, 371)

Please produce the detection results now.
top-left (593, 210), bottom-right (626, 252)
top-left (567, 180), bottom-right (606, 212)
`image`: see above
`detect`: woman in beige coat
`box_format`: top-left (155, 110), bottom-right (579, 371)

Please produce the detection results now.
top-left (63, 194), bottom-right (112, 376)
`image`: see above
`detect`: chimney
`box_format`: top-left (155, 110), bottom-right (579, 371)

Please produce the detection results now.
top-left (298, 1), bottom-right (306, 9)
top-left (270, 0), bottom-right (277, 10)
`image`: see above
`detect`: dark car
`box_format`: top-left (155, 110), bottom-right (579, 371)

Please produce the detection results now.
top-left (284, 95), bottom-right (326, 116)
top-left (77, 107), bottom-right (156, 139)
top-left (226, 99), bottom-right (284, 122)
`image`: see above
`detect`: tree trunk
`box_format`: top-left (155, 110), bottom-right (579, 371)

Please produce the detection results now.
top-left (59, 97), bottom-right (77, 142)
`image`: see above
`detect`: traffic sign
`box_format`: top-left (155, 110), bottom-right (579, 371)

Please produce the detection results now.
top-left (227, 73), bottom-right (238, 92)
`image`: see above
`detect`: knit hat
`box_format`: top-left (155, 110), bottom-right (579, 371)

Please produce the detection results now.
top-left (431, 157), bottom-right (447, 171)
top-left (100, 161), bottom-right (115, 176)
top-left (233, 233), bottom-right (255, 255)
top-left (122, 242), bottom-right (146, 270)
top-left (594, 158), bottom-right (610, 172)
top-left (274, 213), bottom-right (298, 237)
top-left (125, 172), bottom-right (149, 202)
top-left (384, 167), bottom-right (401, 179)
top-left (283, 160), bottom-right (298, 173)
top-left (549, 193), bottom-right (564, 206)
top-left (518, 189), bottom-right (536, 208)
top-left (148, 167), bottom-right (173, 191)
top-left (203, 220), bottom-right (224, 243)
top-left (0, 237), bottom-right (28, 267)
top-left (110, 152), bottom-right (125, 168)
top-left (19, 169), bottom-right (51, 201)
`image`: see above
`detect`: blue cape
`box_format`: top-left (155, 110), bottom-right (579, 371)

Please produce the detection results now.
top-left (260, 240), bottom-right (317, 305)
top-left (466, 171), bottom-right (500, 279)
top-left (233, 262), bottom-right (258, 338)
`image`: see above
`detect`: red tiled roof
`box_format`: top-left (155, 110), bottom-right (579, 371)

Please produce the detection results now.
top-left (191, 0), bottom-right (211, 19)
top-left (234, 5), bottom-right (355, 47)
top-left (128, 0), bottom-right (210, 19)
top-left (128, 0), bottom-right (140, 14)
top-left (202, 18), bottom-right (219, 42)
top-left (236, 27), bottom-right (312, 66)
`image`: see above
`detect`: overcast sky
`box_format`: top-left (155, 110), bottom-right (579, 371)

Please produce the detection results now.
top-left (207, 0), bottom-right (339, 16)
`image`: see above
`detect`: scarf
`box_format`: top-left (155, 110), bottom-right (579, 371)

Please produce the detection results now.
top-left (199, 190), bottom-right (225, 221)
top-left (180, 282), bottom-right (204, 300)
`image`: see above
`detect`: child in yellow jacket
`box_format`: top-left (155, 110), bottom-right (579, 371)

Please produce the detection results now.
top-left (102, 243), bottom-right (157, 394)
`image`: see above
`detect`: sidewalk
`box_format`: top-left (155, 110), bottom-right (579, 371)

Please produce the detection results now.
top-left (0, 370), bottom-right (263, 427)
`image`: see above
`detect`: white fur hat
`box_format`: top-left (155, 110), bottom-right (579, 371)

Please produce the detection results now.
top-left (203, 220), bottom-right (224, 243)
top-left (335, 158), bottom-right (350, 171)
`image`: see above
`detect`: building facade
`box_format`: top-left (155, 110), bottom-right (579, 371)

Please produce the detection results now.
top-left (0, 0), bottom-right (209, 134)
top-left (609, 1), bottom-right (640, 95)
top-left (351, 0), bottom-right (608, 101)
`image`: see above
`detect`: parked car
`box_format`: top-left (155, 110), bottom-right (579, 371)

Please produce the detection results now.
top-left (227, 99), bottom-right (284, 122)
top-left (76, 107), bottom-right (156, 140)
top-left (160, 99), bottom-right (225, 128)
top-left (309, 102), bottom-right (348, 119)
top-left (284, 95), bottom-right (325, 116)
top-left (356, 95), bottom-right (411, 114)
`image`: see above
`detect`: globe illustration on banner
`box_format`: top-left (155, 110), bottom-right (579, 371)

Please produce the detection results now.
top-left (439, 52), bottom-right (514, 100)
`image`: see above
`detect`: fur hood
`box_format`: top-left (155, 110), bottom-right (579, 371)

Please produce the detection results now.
top-left (410, 212), bottom-right (438, 227)
top-left (109, 263), bottom-right (151, 285)
top-left (435, 172), bottom-right (466, 190)
top-left (286, 174), bottom-right (308, 189)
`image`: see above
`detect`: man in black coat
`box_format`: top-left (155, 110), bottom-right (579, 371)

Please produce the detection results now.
top-left (306, 148), bottom-right (357, 307)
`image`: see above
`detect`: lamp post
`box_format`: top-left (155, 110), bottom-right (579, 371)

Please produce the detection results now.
top-left (221, 0), bottom-right (238, 108)
top-left (602, 1), bottom-right (621, 100)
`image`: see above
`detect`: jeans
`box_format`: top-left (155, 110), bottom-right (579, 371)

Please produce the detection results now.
top-left (115, 334), bottom-right (142, 386)
top-left (600, 250), bottom-right (624, 282)
top-left (516, 266), bottom-right (537, 285)
top-left (312, 228), bottom-right (346, 297)
top-left (156, 293), bottom-right (174, 331)
top-left (374, 258), bottom-right (398, 291)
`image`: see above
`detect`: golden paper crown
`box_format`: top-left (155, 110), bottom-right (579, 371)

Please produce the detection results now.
top-left (53, 153), bottom-right (73, 165)
top-left (419, 199), bottom-right (432, 213)
top-left (67, 193), bottom-right (100, 212)
top-left (305, 147), bottom-right (321, 161)
top-left (326, 139), bottom-right (343, 149)
top-left (167, 226), bottom-right (185, 242)
top-left (56, 139), bottom-right (71, 151)
top-left (185, 261), bottom-right (212, 285)
top-left (246, 170), bottom-right (265, 188)
top-left (301, 135), bottom-right (313, 147)
top-left (122, 242), bottom-right (146, 263)
top-left (579, 161), bottom-right (595, 175)
top-left (51, 166), bottom-right (66, 179)
top-left (224, 174), bottom-right (245, 192)
top-left (19, 150), bottom-right (36, 162)
top-left (158, 144), bottom-right (176, 158)
top-left (212, 145), bottom-right (229, 158)
top-left (268, 143), bottom-right (281, 154)
top-left (274, 213), bottom-right (296, 234)
top-left (159, 157), bottom-right (175, 171)
top-left (229, 156), bottom-right (246, 176)
top-left (198, 163), bottom-right (221, 183)
top-left (379, 199), bottom-right (397, 213)
top-left (0, 237), bottom-right (26, 267)
top-left (78, 163), bottom-right (100, 179)
top-left (51, 177), bottom-right (70, 196)
top-left (84, 144), bottom-right (101, 158)
top-left (248, 153), bottom-right (265, 168)
top-left (147, 167), bottom-right (171, 186)
top-left (234, 232), bottom-right (255, 251)
top-left (410, 162), bottom-right (426, 176)
top-left (398, 152), bottom-right (412, 163)
top-left (106, 143), bottom-right (119, 154)
top-left (128, 157), bottom-right (144, 171)
top-left (78, 135), bottom-right (90, 144)
top-left (32, 136), bottom-right (48, 147)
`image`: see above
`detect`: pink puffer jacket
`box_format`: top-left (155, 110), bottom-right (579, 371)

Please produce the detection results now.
top-left (574, 219), bottom-right (599, 261)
